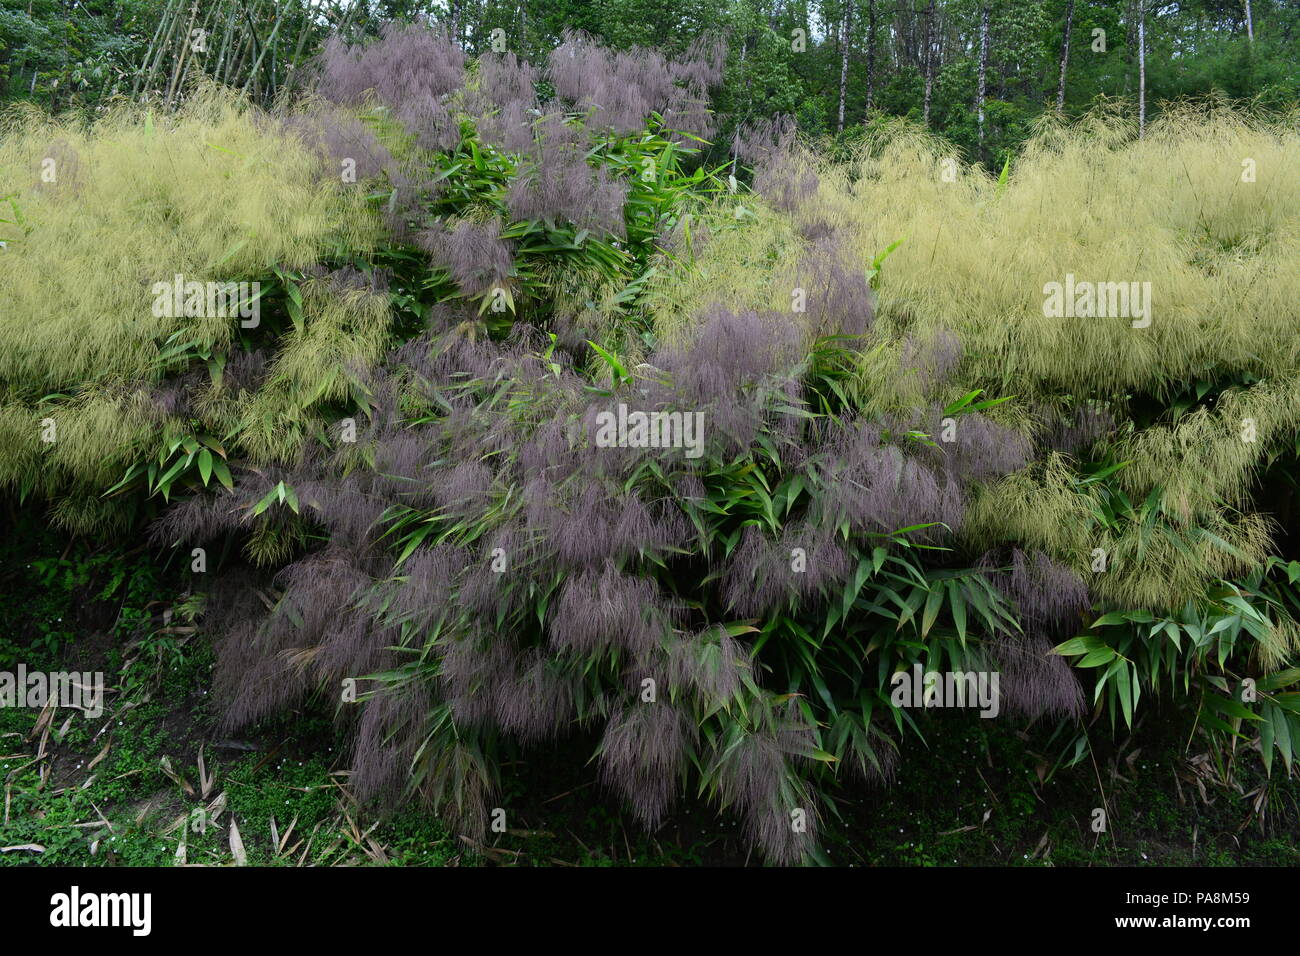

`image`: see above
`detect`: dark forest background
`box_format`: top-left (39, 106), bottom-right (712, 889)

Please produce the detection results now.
top-left (3, 0), bottom-right (1297, 164)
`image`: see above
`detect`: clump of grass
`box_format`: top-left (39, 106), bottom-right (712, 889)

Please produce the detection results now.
top-left (0, 85), bottom-right (378, 391)
top-left (656, 101), bottom-right (1300, 611)
top-left (0, 86), bottom-right (383, 527)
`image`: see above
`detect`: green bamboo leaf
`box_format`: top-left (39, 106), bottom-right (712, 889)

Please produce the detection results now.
top-left (1090, 611), bottom-right (1130, 628)
top-left (948, 580), bottom-right (967, 643)
top-left (942, 390), bottom-right (983, 417)
top-left (212, 457), bottom-right (234, 491)
top-left (252, 485), bottom-right (280, 517)
top-left (1077, 647), bottom-right (1117, 667)
top-left (586, 340), bottom-right (630, 385)
top-left (1207, 693), bottom-right (1263, 722)
top-left (920, 587), bottom-right (943, 638)
top-left (286, 294), bottom-right (304, 334)
top-left (1275, 710), bottom-right (1293, 773)
top-left (1259, 668), bottom-right (1300, 692)
top-left (1260, 701), bottom-right (1276, 774)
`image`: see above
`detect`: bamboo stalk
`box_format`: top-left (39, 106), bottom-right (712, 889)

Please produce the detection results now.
top-left (227, 0), bottom-right (264, 90)
top-left (183, 0), bottom-right (223, 98)
top-left (214, 0), bottom-right (239, 83)
top-left (132, 0), bottom-right (174, 98)
top-left (284, 4), bottom-right (316, 95)
top-left (165, 1), bottom-right (202, 107)
top-left (237, 0), bottom-right (268, 97)
top-left (137, 0), bottom-right (186, 100)
top-left (242, 2), bottom-right (286, 98)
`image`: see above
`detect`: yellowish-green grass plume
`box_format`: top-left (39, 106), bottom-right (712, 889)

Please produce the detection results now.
top-left (0, 88), bottom-right (384, 527)
top-left (650, 103), bottom-right (1300, 612)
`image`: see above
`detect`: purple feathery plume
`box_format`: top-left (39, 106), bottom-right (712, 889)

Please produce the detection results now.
top-left (549, 564), bottom-right (674, 656)
top-left (900, 329), bottom-right (963, 390)
top-left (993, 632), bottom-right (1087, 720)
top-left (282, 105), bottom-right (396, 183)
top-left (599, 702), bottom-right (696, 826)
top-left (548, 31), bottom-right (723, 140)
top-left (493, 648), bottom-right (576, 742)
top-left (317, 21), bottom-right (465, 119)
top-left (1042, 403), bottom-right (1116, 458)
top-left (666, 625), bottom-right (752, 707)
top-left (506, 111), bottom-right (628, 236)
top-left (419, 219), bottom-right (515, 296)
top-left (792, 234), bottom-right (874, 338)
top-left (927, 410), bottom-right (1032, 482)
top-left (987, 548), bottom-right (1090, 632)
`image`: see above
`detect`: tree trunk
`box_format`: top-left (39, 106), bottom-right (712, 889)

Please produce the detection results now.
top-left (132, 0), bottom-right (175, 99)
top-left (864, 0), bottom-right (877, 115)
top-left (1057, 0), bottom-right (1074, 111)
top-left (1138, 5), bottom-right (1146, 139)
top-left (977, 4), bottom-right (989, 143)
top-left (242, 4), bottom-right (285, 98)
top-left (1244, 0), bottom-right (1253, 42)
top-left (138, 0), bottom-right (186, 100)
top-left (165, 2), bottom-right (201, 108)
top-left (214, 0), bottom-right (238, 85)
top-left (285, 5), bottom-right (315, 92)
top-left (922, 0), bottom-right (935, 126)
top-left (837, 1), bottom-right (854, 133)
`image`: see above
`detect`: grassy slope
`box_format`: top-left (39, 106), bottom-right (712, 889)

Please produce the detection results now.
top-left (1, 523), bottom-right (1295, 867)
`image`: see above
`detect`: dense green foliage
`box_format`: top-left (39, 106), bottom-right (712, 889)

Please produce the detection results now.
top-left (5, 0), bottom-right (1298, 163)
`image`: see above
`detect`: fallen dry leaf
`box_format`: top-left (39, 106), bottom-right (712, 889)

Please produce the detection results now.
top-left (229, 817), bottom-right (247, 865)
